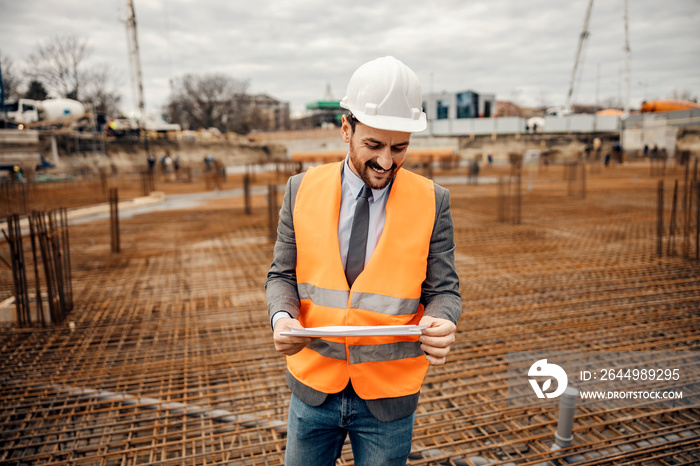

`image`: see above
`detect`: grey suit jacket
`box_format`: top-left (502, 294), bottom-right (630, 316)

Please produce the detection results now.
top-left (265, 167), bottom-right (462, 422)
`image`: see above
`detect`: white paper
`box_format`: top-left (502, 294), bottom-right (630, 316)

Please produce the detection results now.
top-left (280, 325), bottom-right (428, 337)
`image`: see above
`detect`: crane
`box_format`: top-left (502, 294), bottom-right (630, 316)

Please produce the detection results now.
top-left (623, 0), bottom-right (631, 117)
top-left (0, 62), bottom-right (6, 118)
top-left (123, 0), bottom-right (149, 154)
top-left (125, 0), bottom-right (145, 124)
top-left (564, 0), bottom-right (594, 114)
top-left (562, 0), bottom-right (631, 117)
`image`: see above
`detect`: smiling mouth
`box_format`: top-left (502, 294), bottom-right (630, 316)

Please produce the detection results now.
top-left (367, 161), bottom-right (395, 175)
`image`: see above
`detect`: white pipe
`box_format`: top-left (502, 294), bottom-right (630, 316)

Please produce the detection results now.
top-left (51, 135), bottom-right (59, 166)
top-left (554, 386), bottom-right (579, 448)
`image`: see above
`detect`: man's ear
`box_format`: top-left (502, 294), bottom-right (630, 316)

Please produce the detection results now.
top-left (341, 115), bottom-right (351, 143)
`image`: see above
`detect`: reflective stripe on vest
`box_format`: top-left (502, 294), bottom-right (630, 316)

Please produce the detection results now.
top-left (308, 339), bottom-right (425, 364)
top-left (287, 161), bottom-right (436, 400)
top-left (298, 282), bottom-right (421, 316)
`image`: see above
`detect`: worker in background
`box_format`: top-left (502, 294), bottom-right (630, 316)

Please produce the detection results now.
top-left (161, 152), bottom-right (172, 173)
top-left (11, 165), bottom-right (23, 182)
top-left (594, 137), bottom-right (602, 160)
top-left (265, 56), bottom-right (462, 465)
top-left (107, 119), bottom-right (118, 136)
top-left (203, 153), bottom-right (214, 172)
top-left (468, 157), bottom-right (480, 185)
top-left (147, 153), bottom-right (156, 172)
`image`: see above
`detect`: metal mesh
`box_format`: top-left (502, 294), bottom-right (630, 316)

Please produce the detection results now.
top-left (1, 161), bottom-right (699, 465)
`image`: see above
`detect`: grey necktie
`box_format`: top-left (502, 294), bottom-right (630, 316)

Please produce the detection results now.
top-left (345, 185), bottom-right (371, 287)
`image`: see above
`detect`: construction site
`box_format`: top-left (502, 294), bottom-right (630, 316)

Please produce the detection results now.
top-left (0, 129), bottom-right (699, 464)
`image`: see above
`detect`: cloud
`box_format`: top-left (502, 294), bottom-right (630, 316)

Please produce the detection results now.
top-left (1, 0), bottom-right (698, 115)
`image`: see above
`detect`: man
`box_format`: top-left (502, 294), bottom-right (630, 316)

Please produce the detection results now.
top-left (265, 56), bottom-right (461, 465)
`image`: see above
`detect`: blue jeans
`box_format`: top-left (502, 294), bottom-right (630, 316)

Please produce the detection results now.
top-left (285, 384), bottom-right (415, 466)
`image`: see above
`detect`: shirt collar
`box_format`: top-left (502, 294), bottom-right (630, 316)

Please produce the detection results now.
top-left (343, 155), bottom-right (391, 203)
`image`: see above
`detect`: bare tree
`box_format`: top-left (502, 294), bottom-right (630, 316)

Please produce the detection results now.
top-left (600, 96), bottom-right (621, 109)
top-left (165, 73), bottom-right (250, 132)
top-left (25, 80), bottom-right (49, 101)
top-left (537, 89), bottom-right (552, 109)
top-left (81, 63), bottom-right (123, 116)
top-left (0, 50), bottom-right (22, 101)
top-left (26, 35), bottom-right (90, 100)
top-left (669, 89), bottom-right (697, 102)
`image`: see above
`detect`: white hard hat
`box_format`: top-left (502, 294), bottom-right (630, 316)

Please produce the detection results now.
top-left (340, 56), bottom-right (427, 133)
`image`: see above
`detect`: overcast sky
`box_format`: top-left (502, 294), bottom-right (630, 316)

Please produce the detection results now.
top-left (1, 0), bottom-right (699, 117)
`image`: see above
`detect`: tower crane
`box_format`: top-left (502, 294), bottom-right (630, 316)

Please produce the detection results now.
top-left (563, 0), bottom-right (631, 116)
top-left (623, 0), bottom-right (631, 117)
top-left (125, 0), bottom-right (145, 124)
top-left (123, 0), bottom-right (149, 154)
top-left (564, 0), bottom-right (594, 114)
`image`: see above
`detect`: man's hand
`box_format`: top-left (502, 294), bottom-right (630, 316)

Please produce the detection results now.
top-left (273, 317), bottom-right (315, 356)
top-left (418, 316), bottom-right (457, 365)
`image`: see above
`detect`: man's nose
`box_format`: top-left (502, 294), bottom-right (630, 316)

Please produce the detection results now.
top-left (376, 149), bottom-right (393, 170)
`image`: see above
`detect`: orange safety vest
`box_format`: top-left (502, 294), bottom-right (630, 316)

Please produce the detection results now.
top-left (287, 161), bottom-right (435, 400)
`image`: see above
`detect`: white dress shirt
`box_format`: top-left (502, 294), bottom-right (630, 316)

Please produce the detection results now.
top-left (338, 155), bottom-right (392, 270)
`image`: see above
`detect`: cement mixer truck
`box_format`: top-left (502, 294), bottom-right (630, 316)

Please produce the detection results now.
top-left (3, 98), bottom-right (87, 128)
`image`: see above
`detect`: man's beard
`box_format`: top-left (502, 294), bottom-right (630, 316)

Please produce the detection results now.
top-left (349, 145), bottom-right (400, 189)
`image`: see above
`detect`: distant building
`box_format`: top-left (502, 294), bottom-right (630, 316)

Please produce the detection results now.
top-left (496, 100), bottom-right (524, 117)
top-left (571, 104), bottom-right (600, 115)
top-left (242, 94), bottom-right (290, 131)
top-left (305, 100), bottom-right (345, 128)
top-left (496, 101), bottom-right (545, 118)
top-left (423, 90), bottom-right (497, 121)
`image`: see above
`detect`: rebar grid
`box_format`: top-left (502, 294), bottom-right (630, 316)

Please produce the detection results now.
top-left (0, 167), bottom-right (294, 219)
top-left (1, 161), bottom-right (699, 465)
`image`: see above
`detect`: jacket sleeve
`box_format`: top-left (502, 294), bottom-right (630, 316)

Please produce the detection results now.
top-left (421, 184), bottom-right (462, 324)
top-left (265, 174), bottom-right (304, 324)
